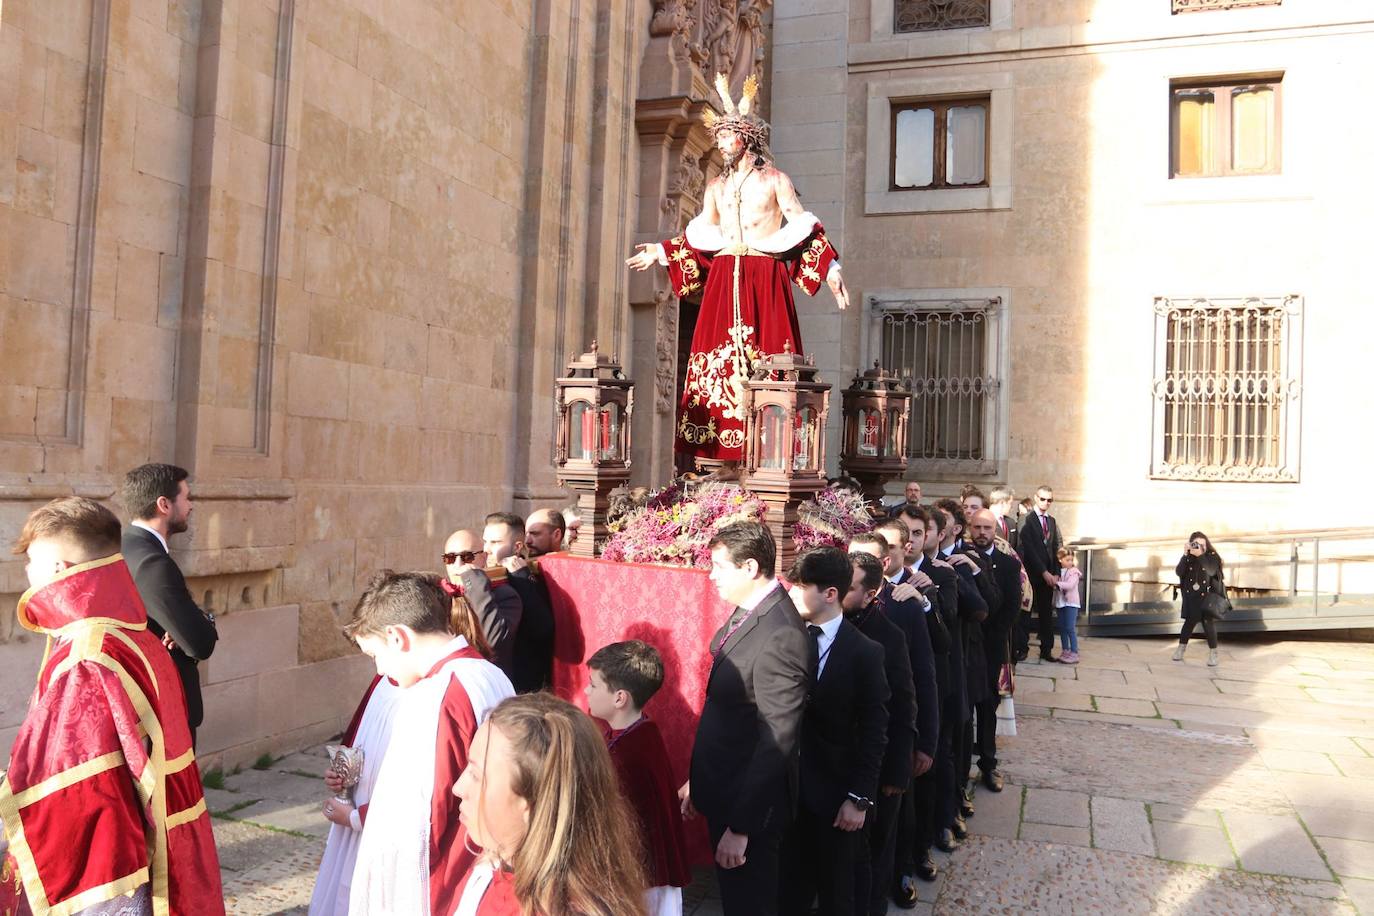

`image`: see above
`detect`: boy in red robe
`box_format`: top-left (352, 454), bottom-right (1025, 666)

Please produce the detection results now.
top-left (585, 641), bottom-right (692, 916)
top-left (0, 497), bottom-right (223, 916)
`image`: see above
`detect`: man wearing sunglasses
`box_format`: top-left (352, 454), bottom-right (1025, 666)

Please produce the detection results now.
top-left (1018, 486), bottom-right (1063, 662)
top-left (442, 529), bottom-right (522, 680)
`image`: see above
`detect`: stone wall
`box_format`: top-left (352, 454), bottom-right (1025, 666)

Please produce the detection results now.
top-left (0, 0), bottom-right (649, 767)
top-left (773, 0), bottom-right (1374, 547)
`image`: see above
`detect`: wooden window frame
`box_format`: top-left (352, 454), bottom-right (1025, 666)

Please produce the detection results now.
top-left (890, 96), bottom-right (991, 192)
top-left (1169, 76), bottom-right (1283, 179)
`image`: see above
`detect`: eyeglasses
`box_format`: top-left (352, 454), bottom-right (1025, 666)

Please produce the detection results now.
top-left (442, 551), bottom-right (479, 565)
top-left (1039, 497), bottom-right (1054, 503)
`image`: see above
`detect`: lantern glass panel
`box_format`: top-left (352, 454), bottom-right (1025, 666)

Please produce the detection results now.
top-left (600, 402), bottom-right (622, 461)
top-left (859, 407), bottom-right (880, 457)
top-left (794, 406), bottom-right (818, 470)
top-left (568, 400), bottom-right (593, 461)
top-left (886, 407), bottom-right (904, 458)
top-left (759, 404), bottom-right (786, 470)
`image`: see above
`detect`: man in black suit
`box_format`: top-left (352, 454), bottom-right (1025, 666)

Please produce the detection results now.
top-left (443, 528), bottom-right (522, 680)
top-left (842, 546), bottom-right (919, 916)
top-left (484, 512), bottom-right (554, 692)
top-left (682, 522), bottom-right (812, 916)
top-left (968, 509), bottom-right (1024, 793)
top-left (886, 479), bottom-right (922, 518)
top-left (120, 464), bottom-right (218, 746)
top-left (990, 487), bottom-right (1019, 553)
top-left (1018, 485), bottom-right (1063, 660)
top-left (778, 548), bottom-right (888, 916)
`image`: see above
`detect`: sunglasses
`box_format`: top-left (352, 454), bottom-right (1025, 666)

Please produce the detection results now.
top-left (1039, 497), bottom-right (1054, 503)
top-left (442, 550), bottom-right (479, 565)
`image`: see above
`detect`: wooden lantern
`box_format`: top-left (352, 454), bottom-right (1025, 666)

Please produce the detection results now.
top-left (554, 341), bottom-right (633, 556)
top-left (839, 361), bottom-right (913, 508)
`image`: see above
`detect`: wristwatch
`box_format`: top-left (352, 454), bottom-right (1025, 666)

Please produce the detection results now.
top-left (846, 792), bottom-right (874, 811)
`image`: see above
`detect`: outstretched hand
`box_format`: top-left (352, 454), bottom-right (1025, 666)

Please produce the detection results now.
top-left (626, 243), bottom-right (661, 271)
top-left (828, 269), bottom-right (849, 310)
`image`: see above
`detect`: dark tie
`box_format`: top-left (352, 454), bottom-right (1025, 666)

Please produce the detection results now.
top-left (712, 606), bottom-right (748, 654)
top-left (807, 624), bottom-right (823, 682)
top-left (1041, 515), bottom-right (1049, 539)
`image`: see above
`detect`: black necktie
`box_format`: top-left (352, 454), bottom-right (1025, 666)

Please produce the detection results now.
top-left (713, 606), bottom-right (748, 654)
top-left (808, 624), bottom-right (823, 681)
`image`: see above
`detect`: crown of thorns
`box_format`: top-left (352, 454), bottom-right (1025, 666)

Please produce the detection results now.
top-left (703, 73), bottom-right (771, 153)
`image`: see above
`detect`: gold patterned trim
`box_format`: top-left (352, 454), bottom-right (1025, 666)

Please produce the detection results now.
top-left (164, 798), bottom-right (207, 831)
top-left (9, 751), bottom-right (125, 809)
top-left (165, 747), bottom-right (196, 775)
top-left (105, 627), bottom-right (161, 701)
top-left (47, 870), bottom-right (150, 916)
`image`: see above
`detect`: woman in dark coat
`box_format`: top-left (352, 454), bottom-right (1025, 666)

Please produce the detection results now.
top-left (1173, 531), bottom-right (1225, 667)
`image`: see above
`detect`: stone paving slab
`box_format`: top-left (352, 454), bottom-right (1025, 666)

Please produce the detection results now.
top-left (1051, 709), bottom-right (1179, 730)
top-left (1220, 810), bottom-right (1333, 881)
top-left (1023, 787), bottom-right (1090, 828)
top-left (966, 782), bottom-right (1022, 840)
top-left (203, 787), bottom-right (243, 814)
top-left (1151, 820), bottom-right (1237, 868)
top-left (1050, 678), bottom-right (1159, 700)
top-left (1257, 747), bottom-right (1344, 775)
top-left (1271, 772), bottom-right (1374, 815)
top-left (230, 798), bottom-right (333, 839)
top-left (222, 768), bottom-right (327, 804)
top-left (1016, 689), bottom-right (1094, 711)
top-left (1094, 696), bottom-right (1158, 718)
top-left (1315, 836), bottom-right (1374, 880)
top-left (1247, 728), bottom-right (1369, 754)
top-left (935, 836), bottom-right (1354, 915)
top-left (1019, 822), bottom-right (1092, 847)
top-left (1299, 805), bottom-right (1374, 843)
top-left (1150, 803), bottom-right (1220, 827)
top-left (1090, 796), bottom-right (1154, 856)
top-left (212, 817), bottom-right (310, 874)
top-left (1340, 877), bottom-right (1374, 916)
top-left (1333, 754), bottom-right (1374, 780)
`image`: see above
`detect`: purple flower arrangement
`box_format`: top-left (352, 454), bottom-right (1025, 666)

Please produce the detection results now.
top-left (601, 479), bottom-right (767, 568)
top-left (793, 485), bottom-right (875, 552)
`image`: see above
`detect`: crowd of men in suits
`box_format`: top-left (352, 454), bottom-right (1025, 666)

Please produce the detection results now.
top-left (687, 482), bottom-right (1066, 916)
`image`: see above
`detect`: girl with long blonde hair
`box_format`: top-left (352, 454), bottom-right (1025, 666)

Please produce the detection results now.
top-left (452, 693), bottom-right (648, 916)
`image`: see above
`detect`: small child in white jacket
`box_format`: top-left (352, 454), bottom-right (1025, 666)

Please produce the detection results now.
top-left (1054, 548), bottom-right (1082, 664)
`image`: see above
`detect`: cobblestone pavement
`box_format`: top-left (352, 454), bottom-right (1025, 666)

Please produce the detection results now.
top-left (213, 636), bottom-right (1374, 914)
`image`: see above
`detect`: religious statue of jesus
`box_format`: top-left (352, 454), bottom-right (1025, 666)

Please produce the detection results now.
top-left (627, 74), bottom-right (849, 465)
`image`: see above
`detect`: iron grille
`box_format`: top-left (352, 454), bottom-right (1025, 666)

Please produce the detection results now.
top-left (1151, 296), bottom-right (1302, 481)
top-left (880, 299), bottom-right (1000, 468)
top-left (894, 0), bottom-right (990, 33)
top-left (1172, 0), bottom-right (1280, 13)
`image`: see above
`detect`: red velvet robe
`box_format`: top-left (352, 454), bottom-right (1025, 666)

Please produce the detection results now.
top-left (605, 717), bottom-right (692, 890)
top-left (0, 555), bottom-right (224, 916)
top-left (663, 213), bottom-right (839, 462)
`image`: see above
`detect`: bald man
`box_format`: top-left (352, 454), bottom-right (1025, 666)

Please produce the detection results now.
top-left (965, 510), bottom-right (1023, 793)
top-left (525, 508), bottom-right (566, 557)
top-left (443, 528), bottom-right (522, 679)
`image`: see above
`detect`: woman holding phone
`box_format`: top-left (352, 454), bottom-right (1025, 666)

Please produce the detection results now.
top-left (1173, 531), bottom-right (1226, 667)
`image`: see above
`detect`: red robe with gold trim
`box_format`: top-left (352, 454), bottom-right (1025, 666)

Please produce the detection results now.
top-left (0, 555), bottom-right (224, 916)
top-left (662, 211), bottom-right (839, 462)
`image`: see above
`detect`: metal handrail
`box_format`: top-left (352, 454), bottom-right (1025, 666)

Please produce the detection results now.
top-left (1069, 527), bottom-right (1374, 631)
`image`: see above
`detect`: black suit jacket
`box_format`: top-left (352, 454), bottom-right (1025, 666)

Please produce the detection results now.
top-left (878, 575), bottom-right (940, 760)
top-left (458, 568), bottom-right (522, 681)
top-left (691, 584), bottom-right (812, 836)
top-left (121, 526), bottom-right (218, 730)
top-left (981, 546), bottom-right (1024, 671)
top-left (998, 515), bottom-right (1019, 553)
top-left (797, 619), bottom-right (888, 819)
top-left (506, 568), bottom-right (554, 694)
top-left (1019, 512), bottom-right (1063, 581)
top-left (851, 602), bottom-right (915, 788)
top-left (925, 559), bottom-right (965, 712)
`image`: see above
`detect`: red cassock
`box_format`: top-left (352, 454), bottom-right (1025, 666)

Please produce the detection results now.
top-left (605, 718), bottom-right (692, 890)
top-left (662, 212), bottom-right (839, 462)
top-left (0, 555), bottom-right (224, 916)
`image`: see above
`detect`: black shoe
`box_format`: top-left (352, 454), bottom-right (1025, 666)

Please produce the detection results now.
top-left (960, 796), bottom-right (975, 818)
top-left (893, 872), bottom-right (920, 907)
top-left (952, 815), bottom-right (969, 840)
top-left (1014, 650), bottom-right (1029, 662)
top-left (981, 769), bottom-right (1004, 792)
top-left (935, 827), bottom-right (962, 852)
top-left (916, 853), bottom-right (939, 882)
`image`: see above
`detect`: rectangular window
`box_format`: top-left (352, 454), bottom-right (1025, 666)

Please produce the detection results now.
top-left (1171, 77), bottom-right (1281, 178)
top-left (892, 97), bottom-right (989, 190)
top-left (1151, 296), bottom-right (1302, 482)
top-left (894, 0), bottom-right (990, 32)
top-left (1172, 0), bottom-right (1281, 13)
top-left (879, 298), bottom-right (1002, 471)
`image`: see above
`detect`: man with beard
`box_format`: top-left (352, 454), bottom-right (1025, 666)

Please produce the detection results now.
top-left (967, 510), bottom-right (1024, 793)
top-left (627, 73), bottom-right (849, 466)
top-left (120, 463), bottom-right (219, 746)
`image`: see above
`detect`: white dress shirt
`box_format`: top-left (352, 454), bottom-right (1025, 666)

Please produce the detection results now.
top-left (131, 519), bottom-right (169, 553)
top-left (810, 613), bottom-right (843, 678)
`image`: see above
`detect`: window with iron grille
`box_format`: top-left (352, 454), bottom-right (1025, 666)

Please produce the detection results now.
top-left (878, 298), bottom-right (1002, 474)
top-left (895, 0), bottom-right (990, 32)
top-left (1171, 76), bottom-right (1282, 178)
top-left (1172, 0), bottom-right (1280, 13)
top-left (1151, 296), bottom-right (1302, 482)
top-left (891, 97), bottom-right (990, 191)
